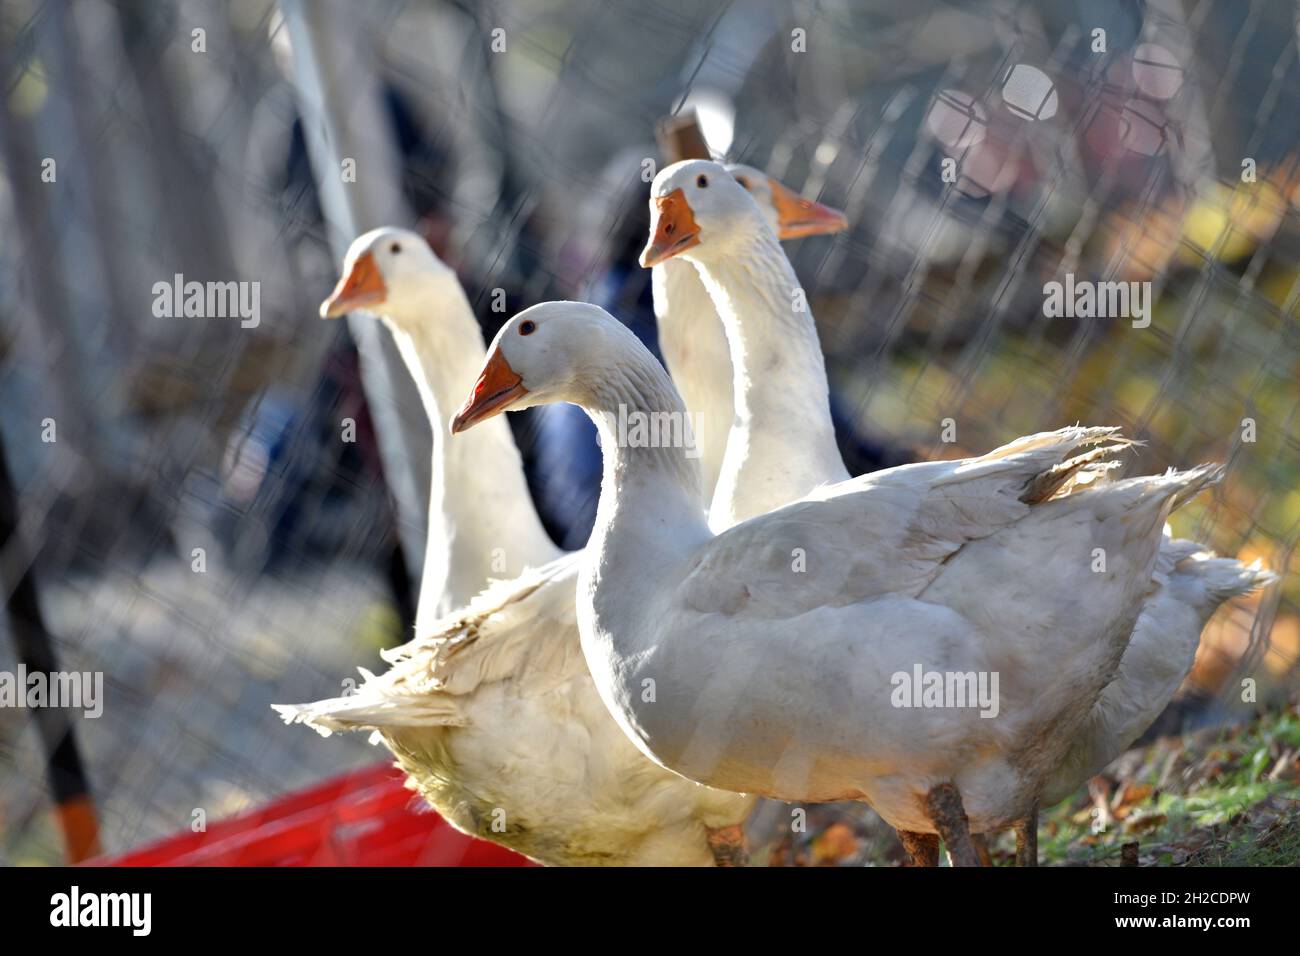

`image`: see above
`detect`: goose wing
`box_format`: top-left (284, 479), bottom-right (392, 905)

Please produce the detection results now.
top-left (680, 426), bottom-right (1127, 619)
top-left (275, 552), bottom-right (585, 733)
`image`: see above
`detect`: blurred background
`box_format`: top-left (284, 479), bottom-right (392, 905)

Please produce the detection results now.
top-left (0, 0), bottom-right (1297, 866)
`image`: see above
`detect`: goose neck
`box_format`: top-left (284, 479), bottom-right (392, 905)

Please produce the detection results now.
top-left (383, 286), bottom-right (557, 613)
top-left (582, 351), bottom-right (711, 552)
top-left (688, 231), bottom-right (847, 522)
top-left (652, 260), bottom-right (733, 502)
top-left (692, 233), bottom-right (836, 432)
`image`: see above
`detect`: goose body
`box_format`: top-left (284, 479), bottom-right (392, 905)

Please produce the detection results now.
top-left (276, 229), bottom-right (752, 866)
top-left (452, 301), bottom-right (1221, 839)
top-left (641, 161), bottom-right (1273, 838)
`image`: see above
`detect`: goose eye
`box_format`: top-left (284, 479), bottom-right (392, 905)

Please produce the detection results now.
top-left (696, 174), bottom-right (709, 188)
top-left (519, 320), bottom-right (537, 336)
top-left (735, 176), bottom-right (750, 189)
top-left (390, 241), bottom-right (402, 254)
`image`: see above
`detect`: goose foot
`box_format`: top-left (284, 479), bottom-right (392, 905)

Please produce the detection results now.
top-left (898, 830), bottom-right (939, 866)
top-left (924, 783), bottom-right (982, 867)
top-left (705, 823), bottom-right (749, 866)
top-left (1013, 809), bottom-right (1038, 867)
top-left (971, 832), bottom-right (993, 867)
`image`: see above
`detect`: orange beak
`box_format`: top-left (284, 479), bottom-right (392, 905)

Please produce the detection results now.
top-left (768, 179), bottom-right (848, 240)
top-left (451, 349), bottom-right (527, 434)
top-left (320, 250), bottom-right (387, 318)
top-left (640, 188), bottom-right (701, 267)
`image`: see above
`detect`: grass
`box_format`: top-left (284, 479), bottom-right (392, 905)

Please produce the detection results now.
top-left (1032, 695), bottom-right (1300, 867)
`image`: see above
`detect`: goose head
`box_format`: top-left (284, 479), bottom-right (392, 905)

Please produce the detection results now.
top-left (725, 163), bottom-right (849, 240)
top-left (640, 159), bottom-right (846, 267)
top-left (320, 226), bottom-right (457, 325)
top-left (451, 301), bottom-right (631, 433)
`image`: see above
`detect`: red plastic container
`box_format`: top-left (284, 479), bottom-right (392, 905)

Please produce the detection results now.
top-left (87, 764), bottom-right (534, 867)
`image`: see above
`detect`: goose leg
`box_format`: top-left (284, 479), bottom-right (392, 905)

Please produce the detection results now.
top-left (1013, 808), bottom-right (1038, 867)
top-left (971, 832), bottom-right (993, 867)
top-left (705, 823), bottom-right (749, 866)
top-left (924, 783), bottom-right (982, 867)
top-left (898, 830), bottom-right (939, 866)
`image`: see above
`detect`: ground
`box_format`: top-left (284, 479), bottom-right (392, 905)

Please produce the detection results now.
top-left (759, 695), bottom-right (1300, 866)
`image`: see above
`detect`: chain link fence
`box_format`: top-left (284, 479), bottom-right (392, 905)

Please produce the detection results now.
top-left (0, 0), bottom-right (1296, 865)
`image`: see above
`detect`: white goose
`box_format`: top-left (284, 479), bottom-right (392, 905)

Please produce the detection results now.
top-left (640, 160), bottom-right (1274, 863)
top-left (275, 229), bottom-right (752, 866)
top-left (654, 164), bottom-right (847, 501)
top-left (453, 300), bottom-right (1220, 866)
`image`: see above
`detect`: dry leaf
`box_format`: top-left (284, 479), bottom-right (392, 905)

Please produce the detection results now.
top-left (811, 822), bottom-right (859, 865)
top-left (1124, 811), bottom-right (1167, 834)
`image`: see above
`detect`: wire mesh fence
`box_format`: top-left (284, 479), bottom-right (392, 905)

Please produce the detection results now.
top-left (0, 0), bottom-right (1296, 865)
